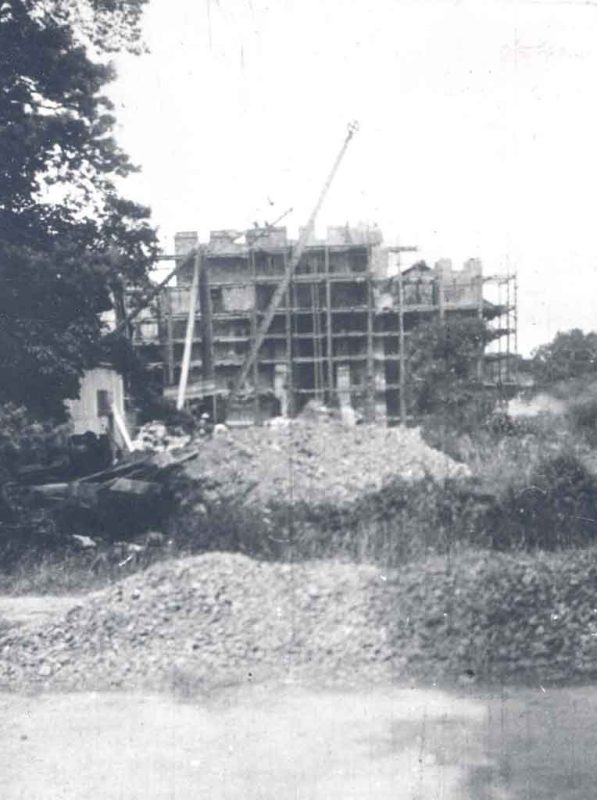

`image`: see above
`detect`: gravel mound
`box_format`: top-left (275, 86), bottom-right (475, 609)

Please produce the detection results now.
top-left (186, 418), bottom-right (468, 506)
top-left (0, 553), bottom-right (394, 692)
top-left (4, 548), bottom-right (597, 692)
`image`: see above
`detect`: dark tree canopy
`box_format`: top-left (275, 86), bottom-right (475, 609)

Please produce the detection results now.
top-left (406, 317), bottom-right (496, 426)
top-left (531, 329), bottom-right (597, 386)
top-left (0, 0), bottom-right (157, 417)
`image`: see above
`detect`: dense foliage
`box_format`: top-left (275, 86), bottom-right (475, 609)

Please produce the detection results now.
top-left (0, 0), bottom-right (157, 417)
top-left (406, 317), bottom-right (496, 428)
top-left (390, 546), bottom-right (597, 684)
top-left (531, 328), bottom-right (597, 386)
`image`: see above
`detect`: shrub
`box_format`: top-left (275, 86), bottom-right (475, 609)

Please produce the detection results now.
top-left (166, 471), bottom-right (491, 567)
top-left (567, 395), bottom-right (597, 445)
top-left (388, 547), bottom-right (597, 684)
top-left (0, 404), bottom-right (71, 483)
top-left (406, 317), bottom-right (499, 431)
top-left (486, 453), bottom-right (597, 550)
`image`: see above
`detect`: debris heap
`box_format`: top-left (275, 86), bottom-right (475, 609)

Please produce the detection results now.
top-left (0, 553), bottom-right (394, 691)
top-left (3, 547), bottom-right (597, 692)
top-left (186, 419), bottom-right (468, 506)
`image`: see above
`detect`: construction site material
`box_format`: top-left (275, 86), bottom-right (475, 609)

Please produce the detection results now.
top-left (184, 416), bottom-right (469, 507)
top-left (131, 422), bottom-right (191, 453)
top-left (3, 546), bottom-right (597, 692)
top-left (1, 448), bottom-right (198, 551)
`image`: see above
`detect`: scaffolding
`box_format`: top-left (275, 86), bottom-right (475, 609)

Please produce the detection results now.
top-left (130, 228), bottom-right (518, 425)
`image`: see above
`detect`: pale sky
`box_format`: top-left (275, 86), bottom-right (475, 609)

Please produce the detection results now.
top-left (108, 0), bottom-right (597, 354)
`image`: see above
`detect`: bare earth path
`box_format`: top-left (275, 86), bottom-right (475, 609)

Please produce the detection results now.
top-left (2, 682), bottom-right (597, 800)
top-left (0, 684), bottom-right (487, 800)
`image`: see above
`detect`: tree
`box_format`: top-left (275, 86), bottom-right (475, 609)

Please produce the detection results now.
top-left (406, 316), bottom-right (496, 428)
top-left (0, 0), bottom-right (157, 418)
top-left (530, 329), bottom-right (597, 386)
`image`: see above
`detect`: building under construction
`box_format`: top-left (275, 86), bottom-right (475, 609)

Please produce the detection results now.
top-left (130, 225), bottom-right (517, 425)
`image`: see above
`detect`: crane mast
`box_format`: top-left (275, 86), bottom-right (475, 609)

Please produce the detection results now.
top-left (230, 121), bottom-right (359, 399)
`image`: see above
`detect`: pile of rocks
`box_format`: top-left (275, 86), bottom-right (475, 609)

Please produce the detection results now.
top-left (0, 553), bottom-right (394, 692)
top-left (132, 422), bottom-right (191, 453)
top-left (187, 418), bottom-right (468, 507)
top-left (4, 547), bottom-right (597, 692)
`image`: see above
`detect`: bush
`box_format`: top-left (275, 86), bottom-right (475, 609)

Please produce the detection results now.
top-left (388, 547), bottom-right (597, 684)
top-left (405, 316), bottom-right (502, 431)
top-left (567, 395), bottom-right (597, 445)
top-left (486, 453), bottom-right (597, 550)
top-left (0, 404), bottom-right (71, 483)
top-left (0, 405), bottom-right (75, 566)
top-left (167, 471), bottom-right (491, 567)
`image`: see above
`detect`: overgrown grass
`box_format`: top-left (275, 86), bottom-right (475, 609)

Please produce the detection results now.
top-left (167, 472), bottom-right (490, 567)
top-left (0, 553), bottom-right (111, 595)
top-left (422, 410), bottom-right (578, 489)
top-left (0, 547), bottom-right (179, 595)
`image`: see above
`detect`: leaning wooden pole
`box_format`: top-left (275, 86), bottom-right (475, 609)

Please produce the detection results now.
top-left (230, 121), bottom-right (359, 399)
top-left (176, 251), bottom-right (200, 410)
top-left (113, 250), bottom-right (196, 337)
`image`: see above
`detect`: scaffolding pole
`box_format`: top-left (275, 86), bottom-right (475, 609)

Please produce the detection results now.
top-left (312, 280), bottom-right (324, 401)
top-left (164, 290), bottom-right (175, 386)
top-left (325, 246), bottom-right (334, 403)
top-left (365, 255), bottom-right (375, 421)
top-left (513, 273), bottom-right (519, 381)
top-left (176, 252), bottom-right (200, 410)
top-left (388, 246), bottom-right (417, 425)
top-left (284, 249), bottom-right (293, 416)
top-left (249, 250), bottom-right (259, 422)
top-left (505, 277), bottom-right (511, 384)
top-left (498, 278), bottom-right (504, 387)
top-left (476, 273), bottom-right (484, 382)
top-left (397, 265), bottom-right (406, 425)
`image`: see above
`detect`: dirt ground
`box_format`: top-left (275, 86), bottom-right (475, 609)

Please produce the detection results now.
top-left (0, 684), bottom-right (486, 800)
top-left (2, 682), bottom-right (597, 799)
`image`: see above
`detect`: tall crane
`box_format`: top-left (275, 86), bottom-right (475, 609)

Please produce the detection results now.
top-left (230, 121), bottom-right (359, 399)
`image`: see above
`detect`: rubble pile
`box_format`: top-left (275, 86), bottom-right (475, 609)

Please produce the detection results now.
top-left (0, 553), bottom-right (394, 691)
top-left (131, 422), bottom-right (191, 453)
top-left (4, 546), bottom-right (597, 692)
top-left (186, 419), bottom-right (469, 506)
